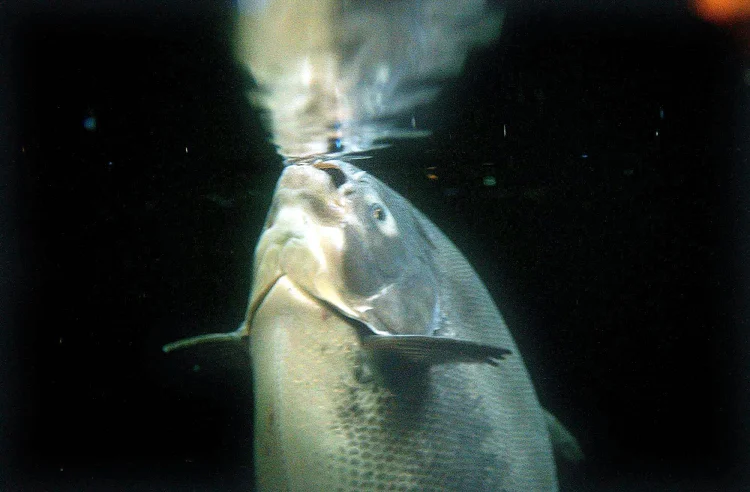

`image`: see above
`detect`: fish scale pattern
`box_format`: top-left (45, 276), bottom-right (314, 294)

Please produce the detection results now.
top-left (325, 358), bottom-right (509, 491)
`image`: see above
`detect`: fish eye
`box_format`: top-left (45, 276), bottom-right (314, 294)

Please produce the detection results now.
top-left (370, 204), bottom-right (387, 222)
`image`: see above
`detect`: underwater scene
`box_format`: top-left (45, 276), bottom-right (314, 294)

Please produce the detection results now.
top-left (4, 0), bottom-right (750, 491)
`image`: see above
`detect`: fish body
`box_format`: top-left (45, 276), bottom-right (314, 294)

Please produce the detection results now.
top-left (245, 161), bottom-right (558, 491)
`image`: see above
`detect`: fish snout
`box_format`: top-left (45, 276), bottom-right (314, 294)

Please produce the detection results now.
top-left (265, 163), bottom-right (347, 230)
top-left (278, 162), bottom-right (342, 194)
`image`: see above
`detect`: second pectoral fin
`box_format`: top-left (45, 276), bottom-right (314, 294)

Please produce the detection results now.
top-left (361, 334), bottom-right (511, 366)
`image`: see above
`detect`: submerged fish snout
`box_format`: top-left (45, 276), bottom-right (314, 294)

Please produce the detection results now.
top-left (279, 163), bottom-right (340, 194)
top-left (264, 164), bottom-right (348, 231)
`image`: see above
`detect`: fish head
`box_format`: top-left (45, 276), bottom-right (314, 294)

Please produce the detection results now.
top-left (247, 160), bottom-right (439, 337)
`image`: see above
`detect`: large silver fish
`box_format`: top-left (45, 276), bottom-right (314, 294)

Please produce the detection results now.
top-left (165, 160), bottom-right (579, 491)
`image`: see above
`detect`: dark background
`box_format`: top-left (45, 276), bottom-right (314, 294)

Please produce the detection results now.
top-left (2, 1), bottom-right (749, 490)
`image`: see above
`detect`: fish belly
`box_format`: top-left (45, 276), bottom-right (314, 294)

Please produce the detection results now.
top-left (251, 275), bottom-right (364, 491)
top-left (250, 275), bottom-right (556, 491)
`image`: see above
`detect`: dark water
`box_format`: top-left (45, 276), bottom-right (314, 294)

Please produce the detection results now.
top-left (3, 2), bottom-right (748, 490)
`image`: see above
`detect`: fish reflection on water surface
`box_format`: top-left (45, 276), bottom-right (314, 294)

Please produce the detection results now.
top-left (165, 160), bottom-right (581, 491)
top-left (234, 0), bottom-right (504, 158)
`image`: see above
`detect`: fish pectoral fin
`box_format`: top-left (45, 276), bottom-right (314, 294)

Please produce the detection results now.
top-left (162, 322), bottom-right (248, 353)
top-left (543, 409), bottom-right (585, 463)
top-left (361, 334), bottom-right (511, 366)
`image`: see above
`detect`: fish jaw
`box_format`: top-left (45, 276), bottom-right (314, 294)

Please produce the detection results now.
top-left (246, 164), bottom-right (371, 328)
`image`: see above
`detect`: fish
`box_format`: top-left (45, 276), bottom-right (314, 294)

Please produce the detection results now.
top-left (164, 160), bottom-right (580, 491)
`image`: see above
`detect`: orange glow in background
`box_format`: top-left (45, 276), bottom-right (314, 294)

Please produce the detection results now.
top-left (693, 0), bottom-right (750, 24)
top-left (692, 0), bottom-right (750, 53)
